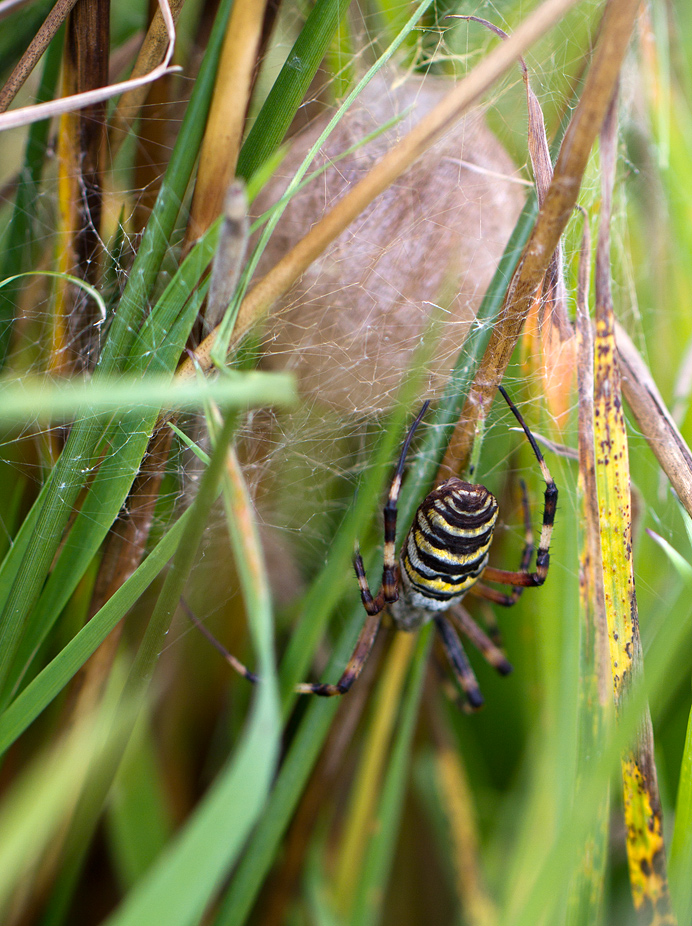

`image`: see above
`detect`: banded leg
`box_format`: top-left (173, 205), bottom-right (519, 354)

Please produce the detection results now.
top-left (482, 386), bottom-right (558, 588)
top-left (180, 598), bottom-right (258, 684)
top-left (448, 604), bottom-right (512, 676)
top-left (434, 615), bottom-right (484, 711)
top-left (477, 601), bottom-right (503, 648)
top-left (471, 477), bottom-right (535, 607)
top-left (295, 610), bottom-right (382, 696)
top-left (353, 400), bottom-right (430, 614)
top-left (304, 401), bottom-right (430, 696)
top-left (182, 598), bottom-right (381, 697)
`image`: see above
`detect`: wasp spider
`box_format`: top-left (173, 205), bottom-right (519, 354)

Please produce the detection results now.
top-left (184, 387), bottom-right (557, 710)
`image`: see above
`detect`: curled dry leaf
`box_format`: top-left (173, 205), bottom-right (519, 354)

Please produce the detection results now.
top-left (252, 71), bottom-right (524, 415)
top-left (516, 31), bottom-right (575, 428)
top-left (616, 321), bottom-right (692, 519)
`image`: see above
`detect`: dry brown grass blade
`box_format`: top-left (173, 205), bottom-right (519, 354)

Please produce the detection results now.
top-left (186, 0), bottom-right (269, 244)
top-left (51, 0), bottom-right (109, 378)
top-left (440, 0), bottom-right (641, 478)
top-left (108, 0), bottom-right (184, 155)
top-left (616, 322), bottom-right (692, 520)
top-left (0, 0), bottom-right (177, 132)
top-left (177, 0), bottom-right (581, 381)
top-left (593, 92), bottom-right (675, 926)
top-left (0, 0), bottom-right (79, 114)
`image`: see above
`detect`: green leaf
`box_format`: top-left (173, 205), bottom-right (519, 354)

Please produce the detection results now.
top-left (0, 509), bottom-right (190, 756)
top-left (236, 0), bottom-right (353, 181)
top-left (102, 417), bottom-right (280, 926)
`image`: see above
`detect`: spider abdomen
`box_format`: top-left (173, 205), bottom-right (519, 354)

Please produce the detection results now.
top-left (391, 477), bottom-right (498, 628)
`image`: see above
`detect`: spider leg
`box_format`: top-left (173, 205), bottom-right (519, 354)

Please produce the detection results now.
top-left (448, 604), bottom-right (512, 676)
top-left (295, 608), bottom-right (383, 697)
top-left (469, 583), bottom-right (523, 607)
top-left (181, 598), bottom-right (259, 684)
top-left (476, 600), bottom-right (503, 648)
top-left (304, 402), bottom-right (430, 696)
top-left (485, 386), bottom-right (558, 588)
top-left (381, 399), bottom-right (430, 601)
top-left (183, 597), bottom-right (383, 698)
top-left (351, 401), bottom-right (431, 613)
top-left (434, 615), bottom-right (484, 711)
top-left (472, 477), bottom-right (535, 607)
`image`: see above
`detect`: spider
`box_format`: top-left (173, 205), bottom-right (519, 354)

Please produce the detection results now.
top-left (184, 386), bottom-right (557, 710)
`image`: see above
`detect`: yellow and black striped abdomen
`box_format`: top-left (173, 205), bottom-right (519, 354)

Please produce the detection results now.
top-left (397, 477), bottom-right (498, 616)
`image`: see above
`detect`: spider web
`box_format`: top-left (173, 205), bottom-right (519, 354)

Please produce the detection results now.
top-left (0, 0), bottom-right (667, 651)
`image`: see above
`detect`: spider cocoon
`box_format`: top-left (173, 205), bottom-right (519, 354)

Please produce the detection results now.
top-left (252, 69), bottom-right (524, 415)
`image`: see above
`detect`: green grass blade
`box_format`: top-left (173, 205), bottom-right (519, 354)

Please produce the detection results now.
top-left (0, 0), bottom-right (235, 699)
top-left (347, 625), bottom-right (433, 926)
top-left (106, 712), bottom-right (174, 889)
top-left (0, 371), bottom-right (295, 421)
top-left (236, 0), bottom-right (352, 181)
top-left (651, 522), bottom-right (692, 921)
top-left (213, 632), bottom-right (351, 926)
top-left (0, 0), bottom-right (53, 84)
top-left (0, 700), bottom-right (129, 909)
top-left (670, 705), bottom-right (692, 922)
top-left (104, 686), bottom-right (279, 926)
top-left (102, 424), bottom-right (280, 926)
top-left (0, 508), bottom-right (190, 756)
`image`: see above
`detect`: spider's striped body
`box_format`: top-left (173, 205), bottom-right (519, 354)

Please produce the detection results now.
top-left (392, 479), bottom-right (499, 629)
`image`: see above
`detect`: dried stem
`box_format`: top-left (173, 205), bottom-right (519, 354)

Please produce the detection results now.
top-left (0, 0), bottom-right (79, 114)
top-left (616, 323), bottom-right (692, 520)
top-left (186, 0), bottom-right (269, 243)
top-left (440, 0), bottom-right (642, 477)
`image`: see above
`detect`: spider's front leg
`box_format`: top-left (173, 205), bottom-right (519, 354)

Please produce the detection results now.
top-left (481, 386), bottom-right (558, 589)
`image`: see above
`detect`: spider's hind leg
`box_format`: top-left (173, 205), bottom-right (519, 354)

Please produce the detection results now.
top-left (483, 387), bottom-right (558, 589)
top-left (448, 604), bottom-right (512, 676)
top-left (434, 615), bottom-right (484, 712)
top-left (295, 608), bottom-right (383, 697)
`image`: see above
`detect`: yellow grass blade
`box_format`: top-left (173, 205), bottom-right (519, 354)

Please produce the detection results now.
top-left (593, 93), bottom-right (675, 926)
